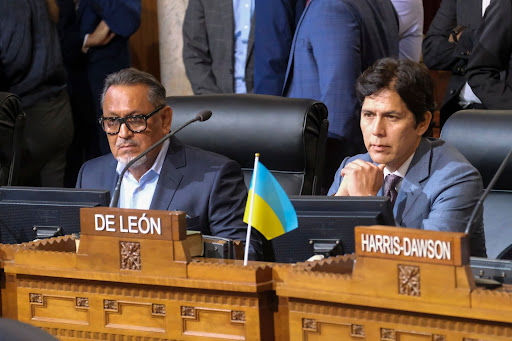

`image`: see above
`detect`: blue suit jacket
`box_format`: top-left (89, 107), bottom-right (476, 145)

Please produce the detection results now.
top-left (328, 138), bottom-right (486, 257)
top-left (282, 0), bottom-right (399, 141)
top-left (76, 136), bottom-right (265, 260)
top-left (254, 0), bottom-right (307, 95)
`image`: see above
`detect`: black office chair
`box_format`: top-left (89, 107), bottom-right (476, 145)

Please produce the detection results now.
top-left (166, 94), bottom-right (329, 195)
top-left (0, 93), bottom-right (26, 186)
top-left (441, 109), bottom-right (512, 259)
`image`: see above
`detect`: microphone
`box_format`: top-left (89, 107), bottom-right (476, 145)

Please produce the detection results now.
top-left (465, 147), bottom-right (512, 234)
top-left (109, 109), bottom-right (212, 207)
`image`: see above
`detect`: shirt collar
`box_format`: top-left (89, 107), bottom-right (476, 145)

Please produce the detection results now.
top-left (116, 139), bottom-right (170, 181)
top-left (384, 152), bottom-right (415, 179)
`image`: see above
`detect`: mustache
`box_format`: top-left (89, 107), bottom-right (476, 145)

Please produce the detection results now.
top-left (115, 138), bottom-right (141, 149)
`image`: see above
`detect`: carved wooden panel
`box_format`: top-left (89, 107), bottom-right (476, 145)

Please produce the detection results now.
top-left (398, 264), bottom-right (421, 296)
top-left (75, 297), bottom-right (89, 309)
top-left (152, 304), bottom-right (166, 316)
top-left (231, 310), bottom-right (245, 323)
top-left (103, 299), bottom-right (118, 311)
top-left (381, 328), bottom-right (396, 340)
top-left (181, 307), bottom-right (246, 340)
top-left (104, 301), bottom-right (165, 333)
top-left (120, 241), bottom-right (141, 270)
top-left (29, 294), bottom-right (89, 325)
top-left (351, 324), bottom-right (365, 337)
top-left (303, 318), bottom-right (318, 332)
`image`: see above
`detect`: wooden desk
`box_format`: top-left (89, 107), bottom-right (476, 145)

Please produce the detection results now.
top-left (2, 210), bottom-right (512, 340)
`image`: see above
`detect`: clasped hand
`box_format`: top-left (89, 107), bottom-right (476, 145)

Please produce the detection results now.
top-left (335, 159), bottom-right (385, 196)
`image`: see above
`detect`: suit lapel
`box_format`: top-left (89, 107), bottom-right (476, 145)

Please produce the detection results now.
top-left (149, 137), bottom-right (185, 211)
top-left (394, 138), bottom-right (432, 225)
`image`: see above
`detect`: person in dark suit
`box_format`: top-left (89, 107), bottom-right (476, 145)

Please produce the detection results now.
top-left (466, 0), bottom-right (512, 109)
top-left (423, 0), bottom-right (488, 127)
top-left (0, 0), bottom-right (74, 187)
top-left (78, 0), bottom-right (141, 155)
top-left (328, 58), bottom-right (486, 257)
top-left (254, 0), bottom-right (307, 95)
top-left (76, 68), bottom-right (266, 260)
top-left (282, 0), bottom-right (399, 192)
top-left (182, 0), bottom-right (254, 94)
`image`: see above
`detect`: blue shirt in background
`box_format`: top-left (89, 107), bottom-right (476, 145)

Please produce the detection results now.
top-left (233, 0), bottom-right (254, 93)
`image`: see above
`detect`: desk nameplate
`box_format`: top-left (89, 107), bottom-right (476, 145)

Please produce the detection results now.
top-left (355, 226), bottom-right (470, 266)
top-left (80, 207), bottom-right (187, 241)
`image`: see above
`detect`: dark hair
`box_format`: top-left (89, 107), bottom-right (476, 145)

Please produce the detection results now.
top-left (356, 58), bottom-right (436, 130)
top-left (101, 68), bottom-right (167, 108)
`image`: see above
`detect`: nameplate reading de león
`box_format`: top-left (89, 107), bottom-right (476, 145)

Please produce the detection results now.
top-left (95, 213), bottom-right (162, 235)
top-left (354, 225), bottom-right (470, 266)
top-left (80, 207), bottom-right (185, 241)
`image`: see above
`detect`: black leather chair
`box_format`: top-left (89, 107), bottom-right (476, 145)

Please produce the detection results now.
top-left (441, 110), bottom-right (512, 259)
top-left (0, 93), bottom-right (26, 186)
top-left (166, 94), bottom-right (329, 195)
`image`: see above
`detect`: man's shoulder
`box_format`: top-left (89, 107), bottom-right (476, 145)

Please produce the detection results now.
top-left (420, 137), bottom-right (480, 178)
top-left (82, 153), bottom-right (117, 170)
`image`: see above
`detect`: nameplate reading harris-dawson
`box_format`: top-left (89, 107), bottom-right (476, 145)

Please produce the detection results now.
top-left (79, 207), bottom-right (186, 241)
top-left (354, 225), bottom-right (470, 266)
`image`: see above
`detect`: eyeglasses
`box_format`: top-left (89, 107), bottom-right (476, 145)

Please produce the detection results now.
top-left (98, 104), bottom-right (165, 135)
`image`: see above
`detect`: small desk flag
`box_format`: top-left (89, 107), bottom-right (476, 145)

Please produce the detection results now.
top-left (243, 158), bottom-right (298, 240)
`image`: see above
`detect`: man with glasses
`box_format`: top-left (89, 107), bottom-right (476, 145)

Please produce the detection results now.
top-left (76, 68), bottom-right (267, 260)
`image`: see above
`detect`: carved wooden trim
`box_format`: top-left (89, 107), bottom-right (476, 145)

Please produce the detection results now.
top-left (181, 306), bottom-right (196, 319)
top-left (41, 326), bottom-right (173, 340)
top-left (152, 304), bottom-right (166, 316)
top-left (433, 335), bottom-right (446, 341)
top-left (231, 310), bottom-right (245, 323)
top-left (303, 318), bottom-right (318, 332)
top-left (351, 324), bottom-right (365, 337)
top-left (76, 297), bottom-right (89, 309)
top-left (398, 264), bottom-right (421, 296)
top-left (16, 277), bottom-right (260, 307)
top-left (103, 299), bottom-right (118, 311)
top-left (381, 328), bottom-right (396, 340)
top-left (29, 293), bottom-right (43, 304)
top-left (289, 300), bottom-right (512, 337)
top-left (120, 241), bottom-right (141, 270)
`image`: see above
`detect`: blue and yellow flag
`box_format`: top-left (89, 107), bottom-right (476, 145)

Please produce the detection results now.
top-left (243, 161), bottom-right (298, 240)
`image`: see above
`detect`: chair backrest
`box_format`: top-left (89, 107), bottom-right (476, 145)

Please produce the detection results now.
top-left (166, 94), bottom-right (329, 195)
top-left (0, 92), bottom-right (26, 186)
top-left (441, 109), bottom-right (512, 259)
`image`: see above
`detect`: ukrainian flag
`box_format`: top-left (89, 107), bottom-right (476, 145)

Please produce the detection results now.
top-left (243, 161), bottom-right (298, 240)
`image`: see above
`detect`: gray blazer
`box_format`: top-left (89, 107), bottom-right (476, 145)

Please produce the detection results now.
top-left (76, 136), bottom-right (265, 260)
top-left (182, 0), bottom-right (254, 95)
top-left (328, 138), bottom-right (486, 257)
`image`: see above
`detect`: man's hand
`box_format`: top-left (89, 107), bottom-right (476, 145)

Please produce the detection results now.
top-left (335, 160), bottom-right (385, 196)
top-left (82, 20), bottom-right (116, 52)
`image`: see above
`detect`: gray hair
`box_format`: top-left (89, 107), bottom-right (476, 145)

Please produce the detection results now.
top-left (101, 68), bottom-right (167, 108)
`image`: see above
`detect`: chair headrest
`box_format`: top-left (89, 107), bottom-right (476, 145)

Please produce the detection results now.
top-left (166, 94), bottom-right (328, 171)
top-left (441, 110), bottom-right (512, 190)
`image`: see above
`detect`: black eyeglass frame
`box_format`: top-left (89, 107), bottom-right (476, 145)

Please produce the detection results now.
top-left (98, 104), bottom-right (166, 135)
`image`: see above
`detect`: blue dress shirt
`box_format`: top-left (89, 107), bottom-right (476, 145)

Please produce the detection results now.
top-left (233, 0), bottom-right (254, 93)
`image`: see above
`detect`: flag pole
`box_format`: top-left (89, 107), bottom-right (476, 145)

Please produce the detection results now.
top-left (244, 153), bottom-right (260, 266)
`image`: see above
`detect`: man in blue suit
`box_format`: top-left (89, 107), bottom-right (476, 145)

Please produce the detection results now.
top-left (76, 68), bottom-right (266, 260)
top-left (282, 0), bottom-right (400, 192)
top-left (328, 58), bottom-right (486, 257)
